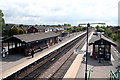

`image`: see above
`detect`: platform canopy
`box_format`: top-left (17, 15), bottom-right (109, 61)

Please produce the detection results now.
top-left (2, 36), bottom-right (23, 43)
top-left (89, 36), bottom-right (117, 47)
top-left (2, 32), bottom-right (59, 43)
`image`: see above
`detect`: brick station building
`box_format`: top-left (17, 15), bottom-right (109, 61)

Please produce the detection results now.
top-left (2, 32), bottom-right (59, 56)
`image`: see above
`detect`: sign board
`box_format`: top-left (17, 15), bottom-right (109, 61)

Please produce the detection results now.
top-left (74, 49), bottom-right (86, 54)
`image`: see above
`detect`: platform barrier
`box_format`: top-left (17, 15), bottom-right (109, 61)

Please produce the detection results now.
top-left (110, 69), bottom-right (118, 80)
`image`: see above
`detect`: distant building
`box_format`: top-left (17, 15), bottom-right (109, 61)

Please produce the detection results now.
top-left (27, 26), bottom-right (66, 33)
top-left (27, 26), bottom-right (46, 33)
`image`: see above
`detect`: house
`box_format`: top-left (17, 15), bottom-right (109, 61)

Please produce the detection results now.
top-left (27, 26), bottom-right (46, 33)
top-left (64, 26), bottom-right (70, 30)
top-left (27, 26), bottom-right (66, 33)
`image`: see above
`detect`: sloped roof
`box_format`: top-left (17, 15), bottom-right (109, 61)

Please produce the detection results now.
top-left (89, 34), bottom-right (117, 46)
top-left (3, 32), bottom-right (59, 43)
top-left (32, 26), bottom-right (46, 30)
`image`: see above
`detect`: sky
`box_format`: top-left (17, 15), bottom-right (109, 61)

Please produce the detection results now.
top-left (0, 0), bottom-right (119, 26)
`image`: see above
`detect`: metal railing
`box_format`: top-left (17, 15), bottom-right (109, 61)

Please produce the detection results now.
top-left (88, 68), bottom-right (92, 80)
top-left (110, 69), bottom-right (118, 80)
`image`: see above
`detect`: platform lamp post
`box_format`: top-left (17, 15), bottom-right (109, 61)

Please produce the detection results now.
top-left (85, 23), bottom-right (90, 80)
top-left (79, 23), bottom-right (105, 80)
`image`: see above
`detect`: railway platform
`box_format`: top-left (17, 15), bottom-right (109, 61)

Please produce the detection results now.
top-left (0, 31), bottom-right (86, 79)
top-left (63, 32), bottom-right (119, 79)
top-left (63, 31), bottom-right (93, 78)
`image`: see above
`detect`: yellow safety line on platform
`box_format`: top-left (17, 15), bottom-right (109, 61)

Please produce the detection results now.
top-left (63, 32), bottom-right (93, 79)
top-left (74, 32), bottom-right (93, 78)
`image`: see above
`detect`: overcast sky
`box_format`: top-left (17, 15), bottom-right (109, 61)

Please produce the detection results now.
top-left (0, 0), bottom-right (119, 26)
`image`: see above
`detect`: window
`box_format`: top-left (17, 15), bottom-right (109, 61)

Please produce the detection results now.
top-left (105, 45), bottom-right (109, 52)
top-left (47, 39), bottom-right (49, 43)
top-left (50, 39), bottom-right (52, 43)
top-left (41, 41), bottom-right (43, 45)
top-left (101, 45), bottom-right (104, 52)
top-left (95, 45), bottom-right (98, 53)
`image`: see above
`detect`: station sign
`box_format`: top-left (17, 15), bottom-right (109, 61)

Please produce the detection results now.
top-left (74, 49), bottom-right (86, 54)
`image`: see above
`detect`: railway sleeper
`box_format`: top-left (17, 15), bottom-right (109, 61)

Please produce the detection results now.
top-left (3, 32), bottom-right (88, 80)
top-left (21, 37), bottom-right (80, 79)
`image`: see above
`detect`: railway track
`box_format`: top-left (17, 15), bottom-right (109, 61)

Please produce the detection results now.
top-left (39, 32), bottom-right (91, 79)
top-left (3, 31), bottom-right (92, 80)
top-left (50, 32), bottom-right (89, 79)
top-left (22, 33), bottom-right (87, 80)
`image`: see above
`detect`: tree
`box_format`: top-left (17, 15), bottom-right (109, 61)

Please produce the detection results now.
top-left (64, 24), bottom-right (67, 26)
top-left (74, 27), bottom-right (79, 32)
top-left (117, 31), bottom-right (120, 43)
top-left (35, 24), bottom-right (38, 26)
top-left (112, 33), bottom-right (117, 41)
top-left (22, 29), bottom-right (27, 34)
top-left (8, 29), bottom-right (12, 36)
top-left (77, 27), bottom-right (81, 31)
top-left (19, 24), bottom-right (23, 27)
top-left (43, 25), bottom-right (45, 27)
top-left (80, 26), bottom-right (84, 31)
top-left (0, 9), bottom-right (6, 31)
top-left (69, 26), bottom-right (74, 32)
top-left (96, 25), bottom-right (100, 30)
top-left (78, 24), bottom-right (80, 27)
top-left (58, 24), bottom-right (61, 27)
top-left (18, 29), bottom-right (24, 34)
top-left (105, 29), bottom-right (112, 37)
top-left (9, 28), bottom-right (26, 36)
top-left (68, 24), bottom-right (71, 26)
top-left (10, 27), bottom-right (19, 36)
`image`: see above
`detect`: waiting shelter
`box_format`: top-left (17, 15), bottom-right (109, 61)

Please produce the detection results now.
top-left (2, 32), bottom-right (59, 56)
top-left (89, 35), bottom-right (117, 61)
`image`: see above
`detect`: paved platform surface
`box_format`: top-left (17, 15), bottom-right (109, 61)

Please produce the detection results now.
top-left (75, 35), bottom-right (119, 79)
top-left (64, 33), bottom-right (120, 79)
top-left (0, 31), bottom-right (85, 79)
top-left (63, 31), bottom-right (93, 78)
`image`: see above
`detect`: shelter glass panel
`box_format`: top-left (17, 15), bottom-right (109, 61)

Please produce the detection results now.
top-left (105, 45), bottom-right (109, 52)
top-left (101, 45), bottom-right (104, 52)
top-left (95, 45), bottom-right (98, 53)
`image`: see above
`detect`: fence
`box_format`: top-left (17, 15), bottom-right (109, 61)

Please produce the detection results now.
top-left (110, 69), bottom-right (118, 80)
top-left (88, 68), bottom-right (92, 80)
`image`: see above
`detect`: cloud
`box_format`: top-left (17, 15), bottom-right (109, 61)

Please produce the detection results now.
top-left (0, 0), bottom-right (119, 26)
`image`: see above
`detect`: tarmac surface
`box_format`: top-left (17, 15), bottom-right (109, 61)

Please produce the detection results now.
top-left (75, 34), bottom-right (119, 79)
top-left (0, 32), bottom-right (84, 78)
top-left (63, 31), bottom-right (93, 78)
top-left (1, 31), bottom-right (119, 79)
top-left (63, 33), bottom-right (119, 79)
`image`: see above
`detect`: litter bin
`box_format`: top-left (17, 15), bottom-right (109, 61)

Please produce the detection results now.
top-left (105, 53), bottom-right (110, 61)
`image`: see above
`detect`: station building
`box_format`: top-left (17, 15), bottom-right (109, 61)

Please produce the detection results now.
top-left (2, 32), bottom-right (59, 56)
